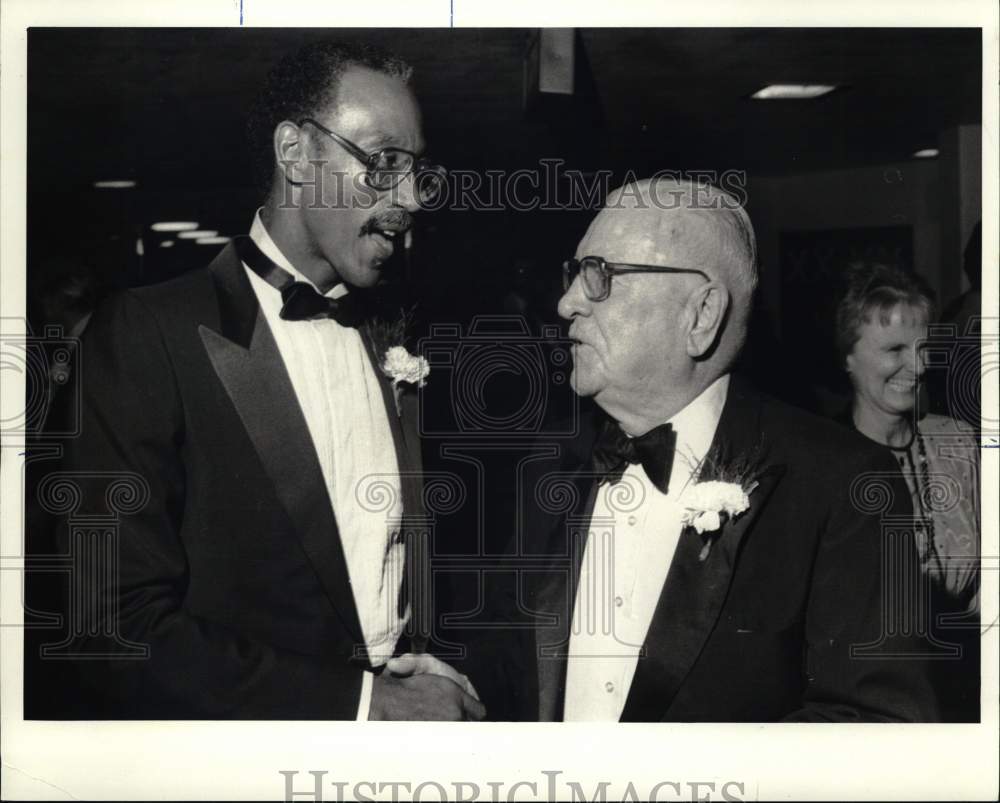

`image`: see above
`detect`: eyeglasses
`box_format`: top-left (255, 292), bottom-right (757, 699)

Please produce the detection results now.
top-left (298, 118), bottom-right (447, 204)
top-left (562, 256), bottom-right (710, 302)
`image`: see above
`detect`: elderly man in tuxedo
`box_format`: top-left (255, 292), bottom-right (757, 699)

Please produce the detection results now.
top-left (447, 178), bottom-right (939, 721)
top-left (57, 41), bottom-right (481, 720)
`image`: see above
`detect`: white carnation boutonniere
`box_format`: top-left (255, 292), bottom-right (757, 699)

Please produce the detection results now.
top-left (680, 479), bottom-right (758, 561)
top-left (364, 306), bottom-right (429, 415)
top-left (382, 345), bottom-right (429, 389)
top-left (680, 440), bottom-right (767, 561)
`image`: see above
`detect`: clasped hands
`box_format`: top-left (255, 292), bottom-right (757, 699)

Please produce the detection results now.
top-left (369, 653), bottom-right (485, 721)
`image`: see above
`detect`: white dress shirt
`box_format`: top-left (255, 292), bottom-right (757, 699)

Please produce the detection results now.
top-left (242, 212), bottom-right (407, 719)
top-left (563, 375), bottom-right (730, 721)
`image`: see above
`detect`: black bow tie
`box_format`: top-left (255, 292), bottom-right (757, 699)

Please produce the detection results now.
top-left (234, 235), bottom-right (367, 327)
top-left (592, 418), bottom-right (677, 494)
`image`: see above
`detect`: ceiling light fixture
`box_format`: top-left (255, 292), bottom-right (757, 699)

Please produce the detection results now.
top-left (913, 148), bottom-right (940, 158)
top-left (196, 236), bottom-right (231, 245)
top-left (160, 240), bottom-right (175, 248)
top-left (93, 180), bottom-right (137, 189)
top-left (151, 221), bottom-right (199, 232)
top-left (751, 84), bottom-right (837, 100)
top-left (177, 230), bottom-right (219, 240)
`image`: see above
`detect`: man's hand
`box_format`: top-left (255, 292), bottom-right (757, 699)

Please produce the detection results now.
top-left (369, 655), bottom-right (486, 721)
top-left (386, 653), bottom-right (481, 701)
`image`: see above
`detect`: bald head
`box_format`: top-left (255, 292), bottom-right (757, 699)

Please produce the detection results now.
top-left (584, 178), bottom-right (758, 331)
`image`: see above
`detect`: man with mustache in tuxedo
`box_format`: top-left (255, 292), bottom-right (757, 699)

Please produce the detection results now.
top-left (444, 177), bottom-right (939, 721)
top-left (57, 40), bottom-right (482, 720)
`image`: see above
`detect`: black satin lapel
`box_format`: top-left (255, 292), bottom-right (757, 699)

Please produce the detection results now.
top-left (357, 332), bottom-right (430, 650)
top-left (620, 463), bottom-right (787, 721)
top-left (198, 315), bottom-right (366, 651)
top-left (708, 374), bottom-right (765, 466)
top-left (535, 470), bottom-right (601, 721)
top-left (358, 334), bottom-right (419, 503)
top-left (207, 242), bottom-right (259, 349)
top-left (399, 387), bottom-right (423, 478)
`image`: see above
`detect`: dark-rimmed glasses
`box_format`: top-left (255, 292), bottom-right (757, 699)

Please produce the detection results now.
top-left (298, 117), bottom-right (446, 203)
top-left (562, 256), bottom-right (710, 302)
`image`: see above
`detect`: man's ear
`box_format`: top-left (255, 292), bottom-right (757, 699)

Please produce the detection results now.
top-left (684, 281), bottom-right (730, 358)
top-left (273, 120), bottom-right (310, 184)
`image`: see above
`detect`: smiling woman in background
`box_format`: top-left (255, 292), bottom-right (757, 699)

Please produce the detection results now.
top-left (834, 261), bottom-right (980, 721)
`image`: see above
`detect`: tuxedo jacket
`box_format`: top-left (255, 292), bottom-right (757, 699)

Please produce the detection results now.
top-left (56, 243), bottom-right (423, 719)
top-left (470, 379), bottom-right (940, 722)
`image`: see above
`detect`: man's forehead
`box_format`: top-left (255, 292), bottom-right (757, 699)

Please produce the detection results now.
top-left (577, 205), bottom-right (714, 266)
top-left (322, 66), bottom-right (423, 149)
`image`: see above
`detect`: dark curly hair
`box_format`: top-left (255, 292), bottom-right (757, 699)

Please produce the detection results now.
top-left (247, 41), bottom-right (412, 193)
top-left (834, 261), bottom-right (936, 364)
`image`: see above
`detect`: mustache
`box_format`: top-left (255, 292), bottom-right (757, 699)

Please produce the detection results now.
top-left (360, 209), bottom-right (413, 237)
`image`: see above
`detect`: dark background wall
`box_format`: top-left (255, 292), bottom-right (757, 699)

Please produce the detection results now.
top-left (26, 27), bottom-right (981, 309)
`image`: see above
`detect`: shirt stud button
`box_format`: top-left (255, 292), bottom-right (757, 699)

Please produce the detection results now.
top-left (627, 515), bottom-right (637, 526)
top-left (614, 596), bottom-right (624, 607)
top-left (605, 681), bottom-right (615, 693)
